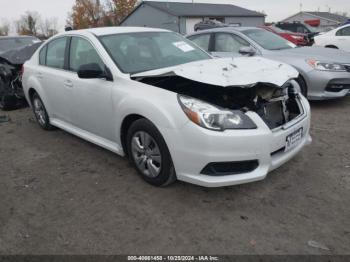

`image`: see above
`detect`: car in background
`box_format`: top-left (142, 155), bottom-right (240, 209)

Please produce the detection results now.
top-left (342, 19), bottom-right (350, 26)
top-left (22, 27), bottom-right (311, 187)
top-left (314, 24), bottom-right (350, 52)
top-left (0, 38), bottom-right (42, 110)
top-left (187, 27), bottom-right (350, 100)
top-left (0, 36), bottom-right (41, 54)
top-left (194, 20), bottom-right (229, 31)
top-left (260, 25), bottom-right (310, 46)
top-left (276, 22), bottom-right (320, 41)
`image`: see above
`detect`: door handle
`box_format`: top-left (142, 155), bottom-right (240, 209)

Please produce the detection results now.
top-left (64, 80), bottom-right (74, 88)
top-left (37, 72), bottom-right (43, 79)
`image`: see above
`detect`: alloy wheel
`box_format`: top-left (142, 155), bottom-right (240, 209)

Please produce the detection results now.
top-left (131, 131), bottom-right (162, 178)
top-left (33, 97), bottom-right (47, 126)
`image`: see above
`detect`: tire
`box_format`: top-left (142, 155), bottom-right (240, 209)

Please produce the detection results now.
top-left (31, 93), bottom-right (54, 130)
top-left (127, 118), bottom-right (177, 187)
top-left (325, 45), bottom-right (338, 49)
top-left (296, 76), bottom-right (308, 98)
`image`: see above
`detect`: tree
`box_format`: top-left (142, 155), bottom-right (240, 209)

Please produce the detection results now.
top-left (40, 17), bottom-right (59, 38)
top-left (0, 19), bottom-right (10, 36)
top-left (16, 11), bottom-right (41, 36)
top-left (70, 0), bottom-right (104, 29)
top-left (108, 0), bottom-right (138, 25)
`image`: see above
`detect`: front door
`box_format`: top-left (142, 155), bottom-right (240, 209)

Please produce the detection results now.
top-left (335, 26), bottom-right (350, 52)
top-left (65, 36), bottom-right (115, 141)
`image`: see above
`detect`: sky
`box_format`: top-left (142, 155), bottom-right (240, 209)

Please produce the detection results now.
top-left (0, 0), bottom-right (349, 33)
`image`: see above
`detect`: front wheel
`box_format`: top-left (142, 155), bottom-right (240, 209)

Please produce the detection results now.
top-left (0, 94), bottom-right (17, 111)
top-left (127, 119), bottom-right (177, 187)
top-left (31, 93), bottom-right (54, 130)
top-left (296, 76), bottom-right (308, 98)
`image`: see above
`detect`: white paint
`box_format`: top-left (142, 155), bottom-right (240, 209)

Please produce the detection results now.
top-left (133, 57), bottom-right (299, 87)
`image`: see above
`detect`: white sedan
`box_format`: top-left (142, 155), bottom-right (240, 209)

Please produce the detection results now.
top-left (22, 27), bottom-right (311, 187)
top-left (314, 24), bottom-right (350, 52)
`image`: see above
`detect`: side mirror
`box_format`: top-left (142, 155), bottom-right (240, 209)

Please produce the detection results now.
top-left (239, 46), bottom-right (256, 56)
top-left (77, 63), bottom-right (106, 79)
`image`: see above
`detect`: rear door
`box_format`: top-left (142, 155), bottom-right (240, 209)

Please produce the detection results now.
top-left (65, 36), bottom-right (115, 141)
top-left (38, 37), bottom-right (73, 123)
top-left (334, 26), bottom-right (350, 52)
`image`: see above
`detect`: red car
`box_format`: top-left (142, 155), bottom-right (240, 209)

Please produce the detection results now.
top-left (260, 25), bottom-right (309, 46)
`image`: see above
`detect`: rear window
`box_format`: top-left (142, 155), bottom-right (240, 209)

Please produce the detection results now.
top-left (39, 46), bottom-right (47, 65)
top-left (46, 37), bottom-right (67, 69)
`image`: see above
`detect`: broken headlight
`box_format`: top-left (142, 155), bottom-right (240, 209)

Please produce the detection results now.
top-left (306, 59), bottom-right (346, 72)
top-left (178, 95), bottom-right (257, 131)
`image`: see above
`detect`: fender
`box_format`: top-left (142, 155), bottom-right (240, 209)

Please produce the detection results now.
top-left (111, 80), bottom-right (189, 146)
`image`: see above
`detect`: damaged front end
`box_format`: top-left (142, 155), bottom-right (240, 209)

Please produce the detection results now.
top-left (134, 75), bottom-right (304, 130)
top-left (132, 57), bottom-right (304, 130)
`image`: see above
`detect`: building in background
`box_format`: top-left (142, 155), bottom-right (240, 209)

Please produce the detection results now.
top-left (120, 1), bottom-right (265, 34)
top-left (282, 11), bottom-right (350, 31)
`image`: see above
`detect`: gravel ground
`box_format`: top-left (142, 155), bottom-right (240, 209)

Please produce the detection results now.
top-left (0, 97), bottom-right (349, 255)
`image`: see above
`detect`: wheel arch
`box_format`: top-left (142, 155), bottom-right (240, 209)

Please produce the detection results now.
top-left (120, 114), bottom-right (145, 156)
top-left (325, 45), bottom-right (338, 49)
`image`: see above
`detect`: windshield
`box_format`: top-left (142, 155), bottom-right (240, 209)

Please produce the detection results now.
top-left (270, 26), bottom-right (287, 34)
top-left (0, 37), bottom-right (40, 54)
top-left (99, 32), bottom-right (211, 74)
top-left (304, 23), bottom-right (319, 33)
top-left (242, 29), bottom-right (296, 50)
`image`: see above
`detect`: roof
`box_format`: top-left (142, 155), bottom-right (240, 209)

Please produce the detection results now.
top-left (58, 26), bottom-right (169, 37)
top-left (305, 12), bottom-right (350, 23)
top-left (187, 26), bottom-right (258, 37)
top-left (123, 1), bottom-right (265, 22)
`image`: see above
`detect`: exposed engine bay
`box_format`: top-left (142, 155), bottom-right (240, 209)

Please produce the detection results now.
top-left (136, 76), bottom-right (303, 129)
top-left (0, 42), bottom-right (41, 110)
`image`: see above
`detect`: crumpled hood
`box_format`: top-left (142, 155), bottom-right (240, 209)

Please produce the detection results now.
top-left (132, 57), bottom-right (299, 87)
top-left (269, 46), bottom-right (350, 63)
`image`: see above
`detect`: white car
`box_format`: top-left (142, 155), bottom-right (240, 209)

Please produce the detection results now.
top-left (314, 24), bottom-right (350, 52)
top-left (22, 27), bottom-right (312, 187)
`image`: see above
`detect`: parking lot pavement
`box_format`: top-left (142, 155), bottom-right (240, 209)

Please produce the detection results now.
top-left (0, 97), bottom-right (349, 255)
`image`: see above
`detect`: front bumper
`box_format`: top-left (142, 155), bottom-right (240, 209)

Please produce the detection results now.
top-left (305, 70), bottom-right (350, 100)
top-left (161, 95), bottom-right (312, 187)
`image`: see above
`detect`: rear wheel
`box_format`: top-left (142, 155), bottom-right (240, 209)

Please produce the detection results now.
top-left (127, 118), bottom-right (176, 187)
top-left (31, 93), bottom-right (54, 130)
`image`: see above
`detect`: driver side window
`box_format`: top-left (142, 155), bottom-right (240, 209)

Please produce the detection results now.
top-left (214, 33), bottom-right (250, 53)
top-left (336, 26), bottom-right (350, 36)
top-left (69, 37), bottom-right (104, 72)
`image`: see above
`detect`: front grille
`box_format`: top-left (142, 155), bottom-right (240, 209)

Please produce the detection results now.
top-left (325, 84), bottom-right (350, 92)
top-left (201, 160), bottom-right (259, 176)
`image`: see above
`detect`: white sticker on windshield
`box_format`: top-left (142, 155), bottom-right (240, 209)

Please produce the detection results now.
top-left (173, 41), bottom-right (195, 52)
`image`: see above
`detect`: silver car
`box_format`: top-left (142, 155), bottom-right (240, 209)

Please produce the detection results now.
top-left (187, 27), bottom-right (350, 100)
